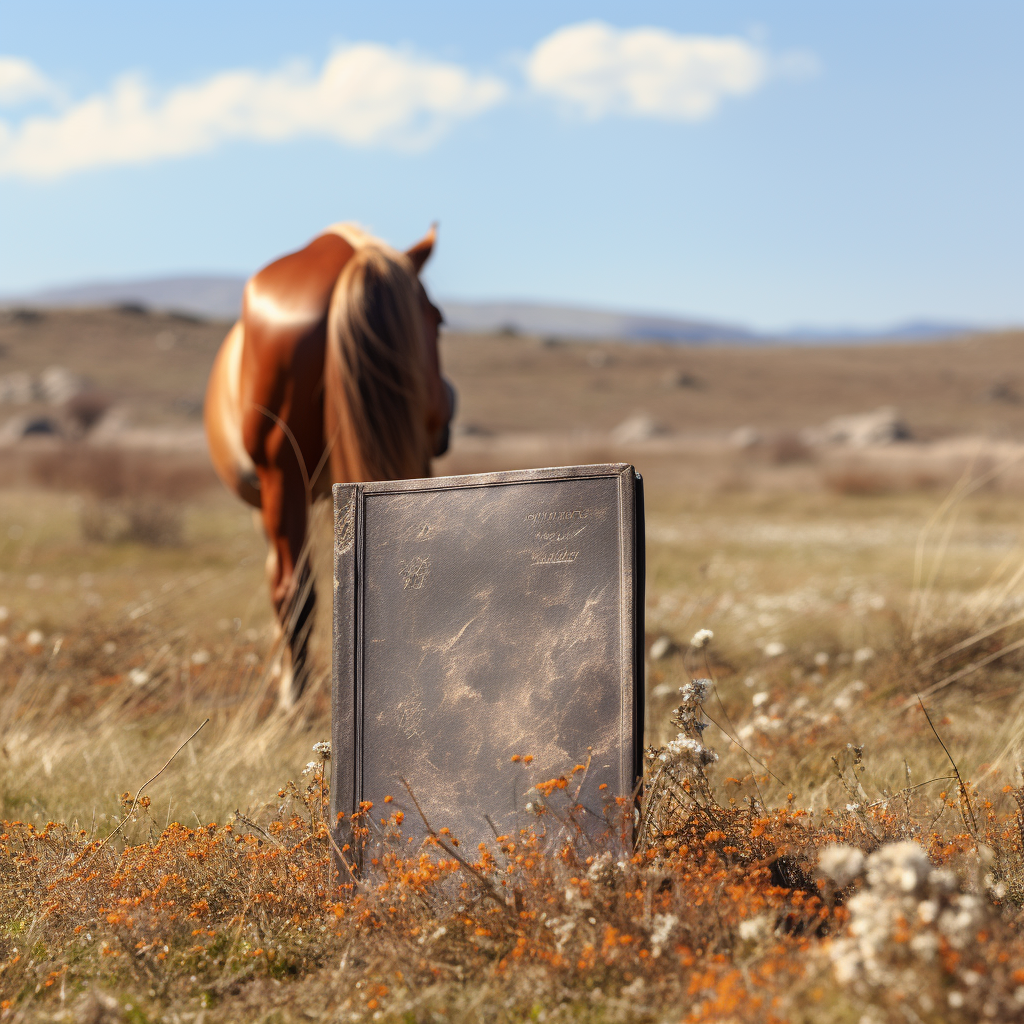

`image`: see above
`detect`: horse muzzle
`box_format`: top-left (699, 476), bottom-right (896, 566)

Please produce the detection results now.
top-left (432, 378), bottom-right (457, 458)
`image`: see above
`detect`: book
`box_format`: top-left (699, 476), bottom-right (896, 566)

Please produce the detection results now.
top-left (331, 464), bottom-right (644, 863)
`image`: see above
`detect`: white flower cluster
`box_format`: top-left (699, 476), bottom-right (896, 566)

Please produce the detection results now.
top-left (673, 678), bottom-right (712, 737)
top-left (301, 761), bottom-right (321, 776)
top-left (678, 677), bottom-right (712, 704)
top-left (312, 739), bottom-right (331, 759)
top-left (825, 840), bottom-right (993, 1008)
top-left (649, 912), bottom-right (678, 958)
top-left (690, 628), bottom-right (714, 649)
top-left (643, 669), bottom-right (719, 822)
top-left (659, 732), bottom-right (718, 770)
top-left (545, 915), bottom-right (578, 953)
top-left (863, 841), bottom-right (933, 895)
top-left (585, 851), bottom-right (628, 887)
top-left (818, 843), bottom-right (865, 888)
top-left (737, 914), bottom-right (775, 944)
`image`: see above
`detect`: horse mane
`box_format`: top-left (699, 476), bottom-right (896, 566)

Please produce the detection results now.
top-left (324, 243), bottom-right (431, 483)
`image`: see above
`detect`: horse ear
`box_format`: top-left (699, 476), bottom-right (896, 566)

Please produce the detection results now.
top-left (405, 223), bottom-right (437, 275)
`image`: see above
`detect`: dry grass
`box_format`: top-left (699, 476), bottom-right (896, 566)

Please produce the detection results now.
top-left (0, 307), bottom-right (224, 429)
top-left (1, 465), bottom-right (1024, 1021)
top-left (435, 327), bottom-right (1024, 439)
top-left (3, 306), bottom-right (1024, 440)
top-left (3, 313), bottom-right (1024, 1018)
top-left (2, 651), bottom-right (1024, 1022)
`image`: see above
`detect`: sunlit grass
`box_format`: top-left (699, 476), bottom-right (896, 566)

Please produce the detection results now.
top-left (3, 481), bottom-right (1024, 1020)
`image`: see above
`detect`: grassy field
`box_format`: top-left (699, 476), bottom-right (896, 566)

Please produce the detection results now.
top-left (3, 305), bottom-right (1024, 439)
top-left (3, 313), bottom-right (1024, 1020)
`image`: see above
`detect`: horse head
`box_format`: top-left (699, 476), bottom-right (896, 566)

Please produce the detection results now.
top-left (404, 226), bottom-right (454, 460)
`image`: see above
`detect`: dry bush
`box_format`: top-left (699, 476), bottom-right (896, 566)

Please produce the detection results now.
top-left (17, 447), bottom-right (218, 546)
top-left (80, 497), bottom-right (184, 546)
top-left (909, 470), bottom-right (946, 491)
top-left (25, 447), bottom-right (216, 500)
top-left (3, 661), bottom-right (1024, 1022)
top-left (127, 457), bottom-right (218, 501)
top-left (823, 465), bottom-right (958, 497)
top-left (823, 467), bottom-right (895, 496)
top-left (25, 447), bottom-right (124, 497)
top-left (123, 499), bottom-right (184, 547)
top-left (64, 392), bottom-right (112, 435)
top-left (0, 731), bottom-right (835, 1022)
top-left (768, 432), bottom-right (814, 465)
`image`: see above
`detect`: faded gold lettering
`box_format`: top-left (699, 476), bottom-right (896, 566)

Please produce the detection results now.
top-left (531, 549), bottom-right (580, 565)
top-left (535, 525), bottom-right (587, 543)
top-left (523, 508), bottom-right (597, 523)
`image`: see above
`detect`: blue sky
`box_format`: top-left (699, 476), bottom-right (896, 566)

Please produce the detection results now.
top-left (1, 2), bottom-right (1020, 331)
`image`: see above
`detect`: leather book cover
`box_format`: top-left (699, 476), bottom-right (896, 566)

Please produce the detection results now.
top-left (331, 464), bottom-right (644, 863)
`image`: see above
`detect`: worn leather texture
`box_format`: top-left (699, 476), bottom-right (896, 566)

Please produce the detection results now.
top-left (331, 464), bottom-right (644, 864)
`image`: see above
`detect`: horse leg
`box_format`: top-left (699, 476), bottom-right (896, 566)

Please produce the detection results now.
top-left (258, 466), bottom-right (316, 710)
top-left (281, 557), bottom-right (316, 709)
top-left (263, 545), bottom-right (289, 696)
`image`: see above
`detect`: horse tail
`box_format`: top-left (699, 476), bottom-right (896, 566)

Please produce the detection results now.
top-left (324, 244), bottom-right (432, 483)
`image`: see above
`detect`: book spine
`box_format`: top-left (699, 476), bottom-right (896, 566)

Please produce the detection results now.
top-left (331, 483), bottom-right (360, 869)
top-left (632, 469), bottom-right (646, 793)
top-left (615, 465), bottom-right (639, 806)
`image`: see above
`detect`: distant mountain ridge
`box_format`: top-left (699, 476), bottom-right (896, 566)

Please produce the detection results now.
top-left (0, 275), bottom-right (988, 344)
top-left (437, 301), bottom-right (754, 342)
top-left (7, 276), bottom-right (247, 321)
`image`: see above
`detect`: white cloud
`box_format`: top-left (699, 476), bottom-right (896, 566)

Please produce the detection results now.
top-left (0, 57), bottom-right (60, 107)
top-left (0, 26), bottom-right (813, 178)
top-left (526, 21), bottom-right (768, 121)
top-left (0, 46), bottom-right (507, 179)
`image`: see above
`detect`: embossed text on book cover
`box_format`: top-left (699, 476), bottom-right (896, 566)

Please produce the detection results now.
top-left (331, 464), bottom-right (644, 862)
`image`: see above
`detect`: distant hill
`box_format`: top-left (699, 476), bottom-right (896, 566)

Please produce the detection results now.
top-left (7, 276), bottom-right (247, 321)
top-left (786, 320), bottom-right (982, 342)
top-left (0, 275), bottom-right (991, 344)
top-left (438, 301), bottom-right (753, 342)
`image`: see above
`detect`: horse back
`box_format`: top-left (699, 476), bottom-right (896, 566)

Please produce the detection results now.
top-left (238, 233), bottom-right (356, 475)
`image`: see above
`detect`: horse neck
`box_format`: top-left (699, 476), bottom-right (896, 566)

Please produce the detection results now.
top-left (323, 367), bottom-right (373, 484)
top-left (323, 332), bottom-right (431, 485)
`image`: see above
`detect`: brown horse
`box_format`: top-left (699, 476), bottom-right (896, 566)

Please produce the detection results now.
top-left (204, 223), bottom-right (454, 706)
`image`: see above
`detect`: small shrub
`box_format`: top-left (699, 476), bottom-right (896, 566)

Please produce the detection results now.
top-left (26, 445), bottom-right (216, 499)
top-left (80, 497), bottom-right (183, 546)
top-left (824, 468), bottom-right (894, 496)
top-left (769, 432), bottom-right (814, 464)
top-left (124, 498), bottom-right (184, 546)
top-left (64, 391), bottom-right (112, 434)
